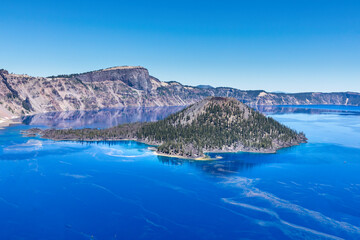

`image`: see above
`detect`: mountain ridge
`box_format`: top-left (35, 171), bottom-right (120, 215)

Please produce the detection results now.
top-left (1, 66), bottom-right (359, 120)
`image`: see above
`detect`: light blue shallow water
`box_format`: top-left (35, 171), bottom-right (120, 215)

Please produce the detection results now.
top-left (0, 106), bottom-right (359, 240)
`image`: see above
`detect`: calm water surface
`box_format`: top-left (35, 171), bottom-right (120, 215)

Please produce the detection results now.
top-left (0, 106), bottom-right (359, 240)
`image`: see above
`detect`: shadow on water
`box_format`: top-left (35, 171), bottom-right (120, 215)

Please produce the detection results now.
top-left (156, 152), bottom-right (279, 176)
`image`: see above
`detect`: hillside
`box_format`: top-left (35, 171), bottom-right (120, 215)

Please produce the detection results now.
top-left (1, 66), bottom-right (359, 122)
top-left (27, 97), bottom-right (307, 159)
top-left (138, 97), bottom-right (307, 157)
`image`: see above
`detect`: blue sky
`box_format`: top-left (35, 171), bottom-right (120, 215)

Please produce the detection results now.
top-left (1, 0), bottom-right (359, 92)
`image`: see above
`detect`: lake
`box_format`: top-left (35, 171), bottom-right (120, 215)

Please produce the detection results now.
top-left (0, 105), bottom-right (359, 239)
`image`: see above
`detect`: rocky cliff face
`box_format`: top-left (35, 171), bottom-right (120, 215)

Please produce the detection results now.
top-left (64, 66), bottom-right (153, 92)
top-left (0, 66), bottom-right (359, 119)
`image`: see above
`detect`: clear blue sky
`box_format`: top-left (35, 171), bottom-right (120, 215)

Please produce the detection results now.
top-left (1, 0), bottom-right (359, 92)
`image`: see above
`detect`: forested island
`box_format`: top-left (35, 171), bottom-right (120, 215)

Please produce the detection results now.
top-left (25, 97), bottom-right (307, 159)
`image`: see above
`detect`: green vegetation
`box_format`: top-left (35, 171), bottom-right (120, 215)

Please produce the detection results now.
top-left (39, 123), bottom-right (142, 141)
top-left (136, 97), bottom-right (305, 157)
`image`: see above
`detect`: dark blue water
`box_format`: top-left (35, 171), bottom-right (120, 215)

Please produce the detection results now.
top-left (0, 106), bottom-right (359, 240)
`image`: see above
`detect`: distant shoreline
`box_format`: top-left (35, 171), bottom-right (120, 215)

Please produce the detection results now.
top-left (0, 117), bottom-right (21, 129)
top-left (1, 65), bottom-right (359, 120)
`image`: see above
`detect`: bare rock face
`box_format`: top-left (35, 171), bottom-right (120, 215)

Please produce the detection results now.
top-left (73, 66), bottom-right (153, 92)
top-left (0, 66), bottom-right (203, 118)
top-left (0, 65), bottom-right (359, 119)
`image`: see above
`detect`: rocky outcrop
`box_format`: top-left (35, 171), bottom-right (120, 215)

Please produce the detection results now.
top-left (0, 66), bottom-right (359, 119)
top-left (64, 66), bottom-right (153, 92)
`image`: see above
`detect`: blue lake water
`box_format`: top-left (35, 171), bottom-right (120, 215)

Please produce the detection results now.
top-left (0, 106), bottom-right (360, 240)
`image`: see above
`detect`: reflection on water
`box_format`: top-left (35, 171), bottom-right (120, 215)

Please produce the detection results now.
top-left (21, 106), bottom-right (185, 128)
top-left (21, 105), bottom-right (360, 130)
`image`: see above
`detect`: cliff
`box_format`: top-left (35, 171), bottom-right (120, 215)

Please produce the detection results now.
top-left (1, 66), bottom-right (359, 120)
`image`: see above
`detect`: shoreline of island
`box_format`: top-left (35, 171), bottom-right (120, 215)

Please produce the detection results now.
top-left (23, 128), bottom-right (306, 161)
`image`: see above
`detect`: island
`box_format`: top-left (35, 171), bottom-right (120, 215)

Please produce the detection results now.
top-left (25, 97), bottom-right (307, 159)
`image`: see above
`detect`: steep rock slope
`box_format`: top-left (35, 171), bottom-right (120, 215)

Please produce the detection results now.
top-left (1, 66), bottom-right (359, 119)
top-left (0, 67), bottom-right (204, 118)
